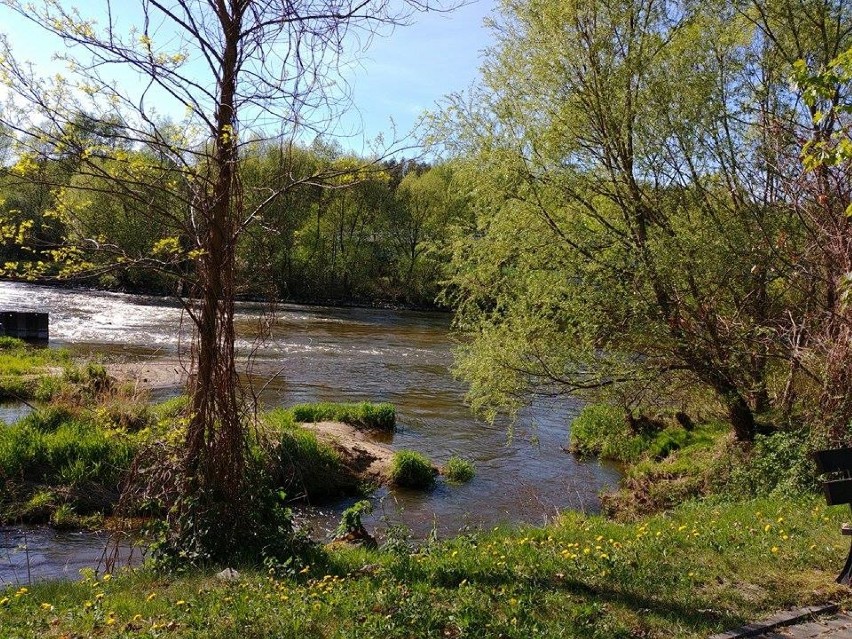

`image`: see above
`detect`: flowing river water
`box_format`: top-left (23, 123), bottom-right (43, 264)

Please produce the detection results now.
top-left (0, 281), bottom-right (620, 585)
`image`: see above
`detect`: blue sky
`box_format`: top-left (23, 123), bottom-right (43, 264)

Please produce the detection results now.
top-left (337, 0), bottom-right (496, 150)
top-left (0, 1), bottom-right (496, 155)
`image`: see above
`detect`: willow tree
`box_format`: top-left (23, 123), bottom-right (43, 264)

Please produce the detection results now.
top-left (0, 0), bottom-right (430, 557)
top-left (434, 0), bottom-right (852, 441)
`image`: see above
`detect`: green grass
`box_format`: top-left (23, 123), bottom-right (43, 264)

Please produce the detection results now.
top-left (289, 401), bottom-right (396, 431)
top-left (389, 450), bottom-right (436, 489)
top-left (265, 408), bottom-right (358, 501)
top-left (0, 337), bottom-right (69, 401)
top-left (444, 455), bottom-right (475, 483)
top-left (0, 406), bottom-right (143, 523)
top-left (0, 495), bottom-right (848, 638)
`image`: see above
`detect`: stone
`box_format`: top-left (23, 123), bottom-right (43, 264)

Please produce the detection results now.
top-left (215, 567), bottom-right (240, 581)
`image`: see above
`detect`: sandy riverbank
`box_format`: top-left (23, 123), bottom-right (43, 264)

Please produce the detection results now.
top-left (107, 360), bottom-right (398, 484)
top-left (108, 358), bottom-right (188, 392)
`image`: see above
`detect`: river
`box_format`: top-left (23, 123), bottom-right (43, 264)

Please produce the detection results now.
top-left (0, 281), bottom-right (620, 584)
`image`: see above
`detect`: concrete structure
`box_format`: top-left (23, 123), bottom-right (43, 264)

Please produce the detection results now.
top-left (0, 311), bottom-right (49, 341)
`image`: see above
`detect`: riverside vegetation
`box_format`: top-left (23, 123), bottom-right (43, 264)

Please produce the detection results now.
top-left (0, 338), bottom-right (409, 529)
top-left (2, 340), bottom-right (852, 637)
top-left (3, 0), bottom-right (852, 634)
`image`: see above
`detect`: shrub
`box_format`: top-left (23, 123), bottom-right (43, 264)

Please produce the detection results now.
top-left (570, 403), bottom-right (649, 462)
top-left (444, 455), bottom-right (475, 483)
top-left (725, 430), bottom-right (818, 498)
top-left (390, 450), bottom-right (436, 489)
top-left (335, 500), bottom-right (373, 538)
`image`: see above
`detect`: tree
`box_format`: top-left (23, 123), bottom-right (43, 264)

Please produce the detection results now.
top-left (790, 45), bottom-right (852, 442)
top-left (0, 0), bottom-right (437, 559)
top-left (433, 0), bottom-right (852, 441)
top-left (386, 164), bottom-right (465, 302)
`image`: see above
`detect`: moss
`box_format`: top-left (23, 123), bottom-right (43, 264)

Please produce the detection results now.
top-left (390, 450), bottom-right (436, 489)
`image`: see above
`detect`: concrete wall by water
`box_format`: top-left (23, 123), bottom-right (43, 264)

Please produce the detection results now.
top-left (0, 311), bottom-right (49, 340)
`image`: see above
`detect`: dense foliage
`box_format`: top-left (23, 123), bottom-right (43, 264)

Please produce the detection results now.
top-left (433, 0), bottom-right (852, 444)
top-left (0, 147), bottom-right (466, 307)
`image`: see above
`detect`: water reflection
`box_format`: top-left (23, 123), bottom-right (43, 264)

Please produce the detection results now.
top-left (0, 527), bottom-right (141, 586)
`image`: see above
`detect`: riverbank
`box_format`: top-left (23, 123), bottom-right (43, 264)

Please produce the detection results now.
top-left (1, 494), bottom-right (849, 638)
top-left (0, 338), bottom-right (412, 528)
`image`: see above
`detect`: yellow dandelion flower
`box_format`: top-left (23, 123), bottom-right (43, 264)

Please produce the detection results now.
top-left (40, 603), bottom-right (53, 611)
top-left (146, 592), bottom-right (157, 602)
top-left (771, 546), bottom-right (779, 553)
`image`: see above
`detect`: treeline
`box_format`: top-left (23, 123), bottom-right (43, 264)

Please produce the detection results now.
top-left (0, 132), bottom-right (467, 307)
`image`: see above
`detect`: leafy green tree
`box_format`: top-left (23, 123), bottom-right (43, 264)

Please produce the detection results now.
top-left (386, 164), bottom-right (465, 303)
top-left (790, 45), bottom-right (852, 441)
top-left (434, 0), bottom-right (852, 440)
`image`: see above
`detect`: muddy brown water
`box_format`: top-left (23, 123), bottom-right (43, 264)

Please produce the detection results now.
top-left (0, 281), bottom-right (620, 585)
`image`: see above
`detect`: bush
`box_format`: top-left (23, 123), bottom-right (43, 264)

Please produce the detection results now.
top-left (725, 430), bottom-right (818, 498)
top-left (289, 402), bottom-right (396, 431)
top-left (570, 403), bottom-right (649, 462)
top-left (390, 450), bottom-right (436, 489)
top-left (444, 455), bottom-right (475, 483)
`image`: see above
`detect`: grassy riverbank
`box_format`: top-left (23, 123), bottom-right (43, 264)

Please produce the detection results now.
top-left (0, 338), bottom-right (401, 525)
top-left (1, 495), bottom-right (849, 638)
top-left (3, 342), bottom-right (849, 637)
top-left (0, 337), bottom-right (70, 401)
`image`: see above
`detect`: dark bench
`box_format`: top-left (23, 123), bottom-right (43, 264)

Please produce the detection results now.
top-left (814, 447), bottom-right (852, 585)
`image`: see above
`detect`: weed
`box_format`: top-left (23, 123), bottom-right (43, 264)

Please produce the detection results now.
top-left (444, 455), bottom-right (475, 483)
top-left (390, 450), bottom-right (436, 489)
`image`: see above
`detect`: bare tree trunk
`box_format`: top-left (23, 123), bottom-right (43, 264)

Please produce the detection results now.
top-left (184, 2), bottom-right (244, 524)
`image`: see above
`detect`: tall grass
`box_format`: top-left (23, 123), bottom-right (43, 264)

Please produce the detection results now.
top-left (289, 402), bottom-right (396, 431)
top-left (389, 450), bottom-right (436, 489)
top-left (265, 408), bottom-right (357, 501)
top-left (0, 337), bottom-right (69, 401)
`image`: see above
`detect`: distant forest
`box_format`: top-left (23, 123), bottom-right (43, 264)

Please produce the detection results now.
top-left (0, 132), bottom-right (467, 308)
